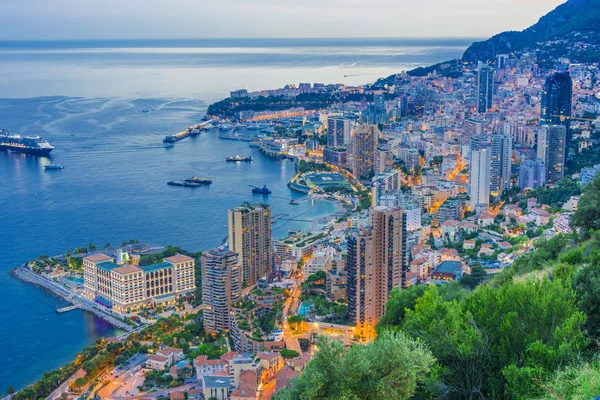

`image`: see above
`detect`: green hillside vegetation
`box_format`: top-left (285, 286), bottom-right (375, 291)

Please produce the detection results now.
top-left (462, 0), bottom-right (600, 62)
top-left (276, 174), bottom-right (600, 399)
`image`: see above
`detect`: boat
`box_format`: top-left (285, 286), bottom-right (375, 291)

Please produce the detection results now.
top-left (226, 156), bottom-right (253, 162)
top-left (0, 129), bottom-right (54, 156)
top-left (164, 142), bottom-right (174, 148)
top-left (290, 199), bottom-right (300, 205)
top-left (45, 163), bottom-right (64, 170)
top-left (167, 181), bottom-right (201, 187)
top-left (219, 132), bottom-right (253, 141)
top-left (249, 185), bottom-right (272, 195)
top-left (246, 122), bottom-right (262, 131)
top-left (220, 123), bottom-right (234, 131)
top-left (185, 176), bottom-right (212, 184)
top-left (142, 106), bottom-right (150, 113)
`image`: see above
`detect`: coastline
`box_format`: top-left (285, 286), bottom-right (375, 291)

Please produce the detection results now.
top-left (9, 265), bottom-right (132, 332)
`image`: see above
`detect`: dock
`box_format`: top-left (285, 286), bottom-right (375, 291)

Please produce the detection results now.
top-left (163, 121), bottom-right (212, 143)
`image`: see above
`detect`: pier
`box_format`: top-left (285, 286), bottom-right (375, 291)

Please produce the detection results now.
top-left (56, 305), bottom-right (77, 313)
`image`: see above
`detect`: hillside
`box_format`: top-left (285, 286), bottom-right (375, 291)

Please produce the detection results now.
top-left (462, 0), bottom-right (600, 62)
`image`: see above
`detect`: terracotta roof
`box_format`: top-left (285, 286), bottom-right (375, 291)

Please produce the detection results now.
top-left (195, 355), bottom-right (228, 367)
top-left (220, 351), bottom-right (239, 362)
top-left (257, 352), bottom-right (279, 361)
top-left (149, 355), bottom-right (168, 363)
top-left (84, 254), bottom-right (112, 262)
top-left (275, 366), bottom-right (298, 392)
top-left (239, 370), bottom-right (258, 391)
top-left (165, 254), bottom-right (194, 263)
top-left (170, 392), bottom-right (185, 400)
top-left (113, 264), bottom-right (142, 274)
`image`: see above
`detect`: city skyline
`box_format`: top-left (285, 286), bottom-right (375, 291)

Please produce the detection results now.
top-left (0, 0), bottom-right (565, 40)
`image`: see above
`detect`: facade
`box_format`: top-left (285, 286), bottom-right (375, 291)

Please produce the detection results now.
top-left (519, 159), bottom-right (546, 190)
top-left (83, 254), bottom-right (195, 314)
top-left (490, 134), bottom-right (512, 196)
top-left (202, 248), bottom-right (242, 334)
top-left (327, 118), bottom-right (351, 147)
top-left (228, 204), bottom-right (273, 286)
top-left (352, 124), bottom-right (379, 179)
top-left (541, 71), bottom-right (573, 145)
top-left (347, 206), bottom-right (407, 339)
top-left (469, 147), bottom-right (491, 211)
top-left (537, 125), bottom-right (566, 185)
top-left (322, 147), bottom-right (347, 167)
top-left (477, 63), bottom-right (494, 112)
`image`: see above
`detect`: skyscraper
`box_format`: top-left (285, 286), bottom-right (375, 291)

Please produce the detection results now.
top-left (490, 134), bottom-right (512, 196)
top-left (537, 125), bottom-right (566, 185)
top-left (228, 204), bottom-right (273, 286)
top-left (540, 72), bottom-right (573, 132)
top-left (477, 63), bottom-right (494, 113)
top-left (374, 148), bottom-right (392, 174)
top-left (469, 146), bottom-right (491, 212)
top-left (202, 248), bottom-right (241, 334)
top-left (347, 206), bottom-right (407, 339)
top-left (352, 124), bottom-right (379, 179)
top-left (327, 118), bottom-right (351, 148)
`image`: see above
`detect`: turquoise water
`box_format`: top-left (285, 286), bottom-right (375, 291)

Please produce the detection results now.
top-left (0, 38), bottom-right (469, 391)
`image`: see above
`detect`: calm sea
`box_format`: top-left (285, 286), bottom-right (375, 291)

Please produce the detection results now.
top-left (0, 38), bottom-right (470, 391)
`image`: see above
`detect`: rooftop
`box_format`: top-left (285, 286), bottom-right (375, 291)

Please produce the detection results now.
top-left (97, 261), bottom-right (120, 272)
top-left (84, 254), bottom-right (113, 263)
top-left (141, 262), bottom-right (171, 273)
top-left (435, 260), bottom-right (463, 274)
top-left (165, 254), bottom-right (194, 264)
top-left (113, 264), bottom-right (142, 275)
top-left (203, 375), bottom-right (231, 389)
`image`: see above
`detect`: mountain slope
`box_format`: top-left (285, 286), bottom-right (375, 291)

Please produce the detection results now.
top-left (462, 0), bottom-right (600, 62)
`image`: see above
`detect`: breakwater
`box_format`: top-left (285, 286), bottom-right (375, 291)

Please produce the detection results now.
top-left (10, 266), bottom-right (133, 331)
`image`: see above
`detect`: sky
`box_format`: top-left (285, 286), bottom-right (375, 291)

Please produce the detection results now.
top-left (0, 0), bottom-right (566, 40)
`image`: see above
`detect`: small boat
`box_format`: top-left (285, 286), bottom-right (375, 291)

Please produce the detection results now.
top-left (185, 176), bottom-right (212, 184)
top-left (226, 156), bottom-right (253, 162)
top-left (45, 163), bottom-right (64, 170)
top-left (220, 123), bottom-right (234, 131)
top-left (290, 199), bottom-right (300, 205)
top-left (250, 185), bottom-right (272, 195)
top-left (168, 181), bottom-right (201, 187)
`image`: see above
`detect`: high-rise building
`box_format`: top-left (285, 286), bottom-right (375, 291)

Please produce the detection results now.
top-left (477, 63), bottom-right (494, 113)
top-left (202, 248), bottom-right (242, 334)
top-left (490, 134), bottom-right (512, 196)
top-left (327, 118), bottom-right (351, 148)
top-left (352, 124), bottom-right (379, 179)
top-left (322, 147), bottom-right (347, 167)
top-left (469, 147), bottom-right (491, 212)
top-left (347, 206), bottom-right (407, 339)
top-left (496, 54), bottom-right (509, 70)
top-left (374, 148), bottom-right (393, 174)
top-left (540, 71), bottom-right (572, 133)
top-left (228, 204), bottom-right (273, 286)
top-left (519, 159), bottom-right (546, 190)
top-left (537, 125), bottom-right (566, 185)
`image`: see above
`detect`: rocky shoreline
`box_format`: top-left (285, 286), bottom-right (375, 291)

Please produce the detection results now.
top-left (9, 265), bottom-right (133, 332)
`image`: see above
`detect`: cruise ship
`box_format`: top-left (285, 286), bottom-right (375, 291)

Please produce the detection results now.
top-left (0, 129), bottom-right (54, 156)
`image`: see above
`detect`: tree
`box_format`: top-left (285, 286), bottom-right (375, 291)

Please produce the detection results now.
top-left (280, 349), bottom-right (301, 359)
top-left (73, 377), bottom-right (87, 389)
top-left (275, 331), bottom-right (434, 400)
top-left (376, 285), bottom-right (427, 331)
top-left (460, 263), bottom-right (488, 290)
top-left (573, 261), bottom-right (600, 338)
top-left (6, 386), bottom-right (15, 395)
top-left (571, 173), bottom-right (600, 236)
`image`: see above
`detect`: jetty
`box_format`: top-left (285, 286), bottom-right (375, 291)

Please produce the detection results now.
top-left (10, 265), bottom-right (133, 331)
top-left (56, 305), bottom-right (77, 313)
